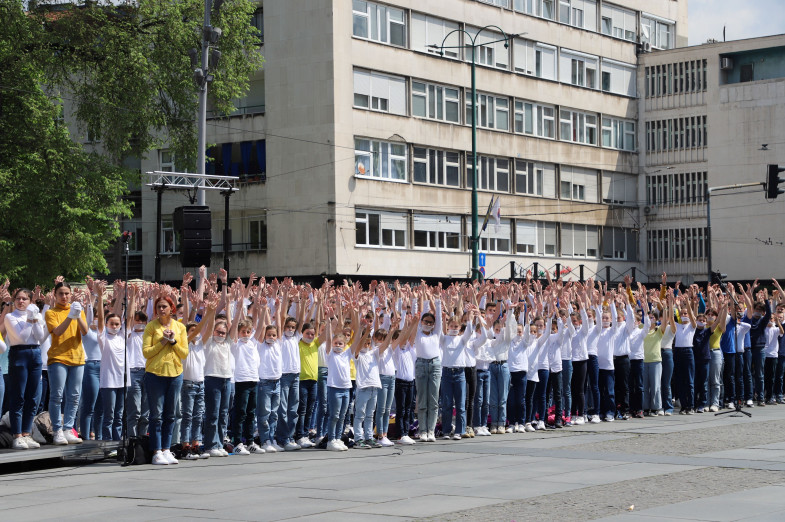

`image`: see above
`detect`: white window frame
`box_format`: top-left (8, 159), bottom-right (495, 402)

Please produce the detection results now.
top-left (355, 209), bottom-right (408, 249)
top-left (355, 138), bottom-right (407, 182)
top-left (641, 13), bottom-right (674, 50)
top-left (468, 155), bottom-right (510, 193)
top-left (249, 216), bottom-right (267, 251)
top-left (559, 0), bottom-right (597, 31)
top-left (601, 59), bottom-right (636, 97)
top-left (352, 0), bottom-right (406, 47)
top-left (560, 166), bottom-right (598, 203)
top-left (560, 108), bottom-right (597, 145)
top-left (535, 43), bottom-right (557, 80)
top-left (479, 0), bottom-right (511, 8)
top-left (413, 214), bottom-right (462, 251)
top-left (600, 3), bottom-right (636, 42)
top-left (411, 12), bottom-right (460, 58)
top-left (537, 222), bottom-right (558, 256)
top-left (466, 26), bottom-right (510, 70)
top-left (514, 100), bottom-right (555, 139)
top-left (561, 223), bottom-right (599, 258)
top-left (515, 220), bottom-right (538, 255)
top-left (353, 69), bottom-right (406, 115)
top-left (466, 92), bottom-right (510, 131)
top-left (413, 147), bottom-right (461, 188)
top-left (602, 227), bottom-right (628, 260)
top-left (560, 49), bottom-right (598, 89)
top-left (161, 217), bottom-right (178, 254)
top-left (601, 172), bottom-right (636, 206)
top-left (412, 81), bottom-right (461, 123)
top-left (160, 150), bottom-right (175, 172)
top-left (480, 219), bottom-right (511, 253)
top-left (515, 159), bottom-right (556, 198)
top-left (601, 117), bottom-right (636, 151)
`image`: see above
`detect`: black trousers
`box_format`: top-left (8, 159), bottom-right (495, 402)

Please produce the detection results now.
top-left (571, 359), bottom-right (588, 417)
top-left (614, 355), bottom-right (630, 415)
top-left (464, 367), bottom-right (476, 431)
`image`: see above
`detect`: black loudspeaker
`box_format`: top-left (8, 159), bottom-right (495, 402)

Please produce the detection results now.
top-left (173, 206), bottom-right (212, 267)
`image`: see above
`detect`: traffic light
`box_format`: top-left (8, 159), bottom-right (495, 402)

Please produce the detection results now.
top-left (766, 164), bottom-right (785, 199)
top-left (710, 270), bottom-right (727, 286)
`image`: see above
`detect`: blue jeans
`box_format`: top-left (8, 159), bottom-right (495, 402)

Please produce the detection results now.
top-left (101, 387), bottom-right (124, 441)
top-left (629, 359), bottom-right (644, 413)
top-left (125, 367), bottom-right (149, 438)
top-left (256, 379), bottom-right (281, 444)
top-left (415, 357), bottom-right (442, 434)
top-left (79, 360), bottom-right (102, 440)
top-left (0, 370), bottom-right (4, 417)
top-left (395, 379), bottom-right (415, 437)
top-left (535, 369), bottom-right (550, 422)
top-left (180, 380), bottom-right (205, 443)
top-left (315, 368), bottom-right (329, 437)
top-left (694, 358), bottom-right (710, 410)
top-left (375, 375), bottom-right (395, 436)
top-left (7, 346), bottom-right (43, 434)
top-left (509, 370), bottom-right (527, 424)
top-left (709, 350), bottom-right (723, 408)
top-left (441, 368), bottom-right (467, 435)
top-left (660, 349), bottom-right (674, 413)
top-left (327, 386), bottom-right (350, 441)
top-left (643, 361), bottom-right (662, 411)
top-left (599, 369), bottom-right (616, 418)
top-left (296, 379), bottom-right (317, 439)
top-left (204, 376), bottom-right (231, 450)
top-left (276, 373), bottom-right (299, 444)
top-left (354, 386), bottom-right (379, 441)
top-left (489, 362), bottom-right (510, 427)
top-left (48, 362), bottom-right (85, 432)
top-left (145, 372), bottom-right (183, 451)
top-left (674, 347), bottom-right (695, 411)
top-left (775, 355), bottom-right (785, 401)
top-left (561, 360), bottom-right (572, 419)
top-left (587, 355), bottom-right (600, 416)
top-left (473, 369), bottom-right (490, 427)
top-left (743, 349), bottom-right (753, 401)
top-left (751, 346), bottom-right (766, 402)
top-left (723, 352), bottom-right (743, 404)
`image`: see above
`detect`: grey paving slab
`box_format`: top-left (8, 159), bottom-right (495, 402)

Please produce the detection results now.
top-left (340, 493), bottom-right (503, 518)
top-left (537, 462), bottom-right (703, 486)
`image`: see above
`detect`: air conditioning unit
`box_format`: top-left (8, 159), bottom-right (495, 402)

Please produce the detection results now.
top-left (720, 57), bottom-right (733, 70)
top-left (643, 205), bottom-right (658, 216)
top-left (642, 42), bottom-right (652, 53)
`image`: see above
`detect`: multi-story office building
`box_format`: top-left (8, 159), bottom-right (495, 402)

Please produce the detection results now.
top-left (639, 33), bottom-right (785, 283)
top-left (136, 0), bottom-right (689, 282)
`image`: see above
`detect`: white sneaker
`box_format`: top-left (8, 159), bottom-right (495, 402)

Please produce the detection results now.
top-left (298, 437), bottom-right (314, 449)
top-left (262, 440), bottom-right (278, 453)
top-left (12, 437), bottom-right (28, 450)
top-left (537, 421), bottom-right (546, 430)
top-left (574, 417), bottom-right (585, 426)
top-left (234, 443), bottom-right (250, 455)
top-left (590, 415), bottom-right (601, 424)
top-left (419, 432), bottom-right (429, 442)
top-left (709, 405), bottom-right (719, 412)
top-left (523, 423), bottom-right (534, 433)
top-left (327, 439), bottom-right (344, 452)
top-left (23, 435), bottom-right (40, 448)
top-left (505, 426), bottom-right (513, 433)
top-left (272, 441), bottom-right (285, 452)
top-left (248, 442), bottom-right (265, 454)
top-left (208, 448), bottom-right (226, 457)
top-left (451, 434), bottom-right (462, 440)
top-left (746, 399), bottom-right (754, 407)
top-left (427, 431), bottom-right (437, 442)
top-left (379, 437), bottom-right (394, 447)
top-left (605, 415), bottom-right (615, 422)
top-left (152, 450), bottom-right (169, 465)
top-left (197, 451), bottom-right (210, 459)
top-left (399, 435), bottom-right (415, 445)
top-left (443, 434), bottom-right (452, 440)
top-left (64, 429), bottom-right (83, 444)
top-left (53, 429), bottom-right (68, 445)
top-left (284, 441), bottom-right (301, 451)
top-left (162, 449), bottom-right (179, 464)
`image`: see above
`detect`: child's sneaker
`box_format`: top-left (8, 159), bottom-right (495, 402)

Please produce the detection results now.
top-left (327, 439), bottom-right (344, 452)
top-left (262, 440), bottom-right (278, 453)
top-left (234, 443), bottom-right (250, 455)
top-left (247, 442), bottom-right (265, 454)
top-left (379, 437), bottom-right (394, 447)
top-left (524, 423), bottom-right (535, 432)
top-left (399, 435), bottom-right (415, 445)
top-left (355, 440), bottom-right (371, 450)
top-left (368, 439), bottom-right (383, 448)
top-left (297, 436), bottom-right (314, 449)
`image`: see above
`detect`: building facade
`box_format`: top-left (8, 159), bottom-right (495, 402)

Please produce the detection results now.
top-left (639, 34), bottom-right (785, 283)
top-left (139, 0), bottom-right (689, 283)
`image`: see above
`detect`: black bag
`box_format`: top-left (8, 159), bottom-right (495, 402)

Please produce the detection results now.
top-left (124, 435), bottom-right (152, 465)
top-left (0, 425), bottom-right (13, 449)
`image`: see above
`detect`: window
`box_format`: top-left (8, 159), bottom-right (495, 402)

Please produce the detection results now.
top-left (535, 44), bottom-right (557, 80)
top-left (479, 0), bottom-right (511, 8)
top-left (601, 59), bottom-right (636, 96)
top-left (467, 156), bottom-right (510, 192)
top-left (648, 228), bottom-right (706, 261)
top-left (412, 81), bottom-right (461, 123)
top-left (601, 117), bottom-right (635, 151)
top-left (161, 217), bottom-right (177, 254)
top-left (160, 150), bottom-right (175, 172)
top-left (413, 214), bottom-right (461, 251)
top-left (740, 63), bottom-right (754, 83)
top-left (561, 224), bottom-right (598, 258)
top-left (641, 14), bottom-right (674, 50)
top-left (411, 13), bottom-right (460, 58)
top-left (560, 50), bottom-right (598, 88)
top-left (249, 217), bottom-right (267, 251)
top-left (480, 219), bottom-right (511, 253)
top-left (558, 0), bottom-right (597, 31)
top-left (355, 138), bottom-right (407, 181)
top-left (251, 7), bottom-right (264, 45)
top-left (646, 172), bottom-right (707, 206)
top-left (514, 100), bottom-right (555, 138)
top-left (513, 39), bottom-right (557, 81)
top-left (602, 172), bottom-right (636, 206)
top-left (537, 222), bottom-right (558, 256)
top-left (560, 166), bottom-right (597, 202)
top-left (466, 92), bottom-right (509, 131)
top-left (516, 220), bottom-right (537, 254)
top-left (645, 116), bottom-right (706, 151)
top-left (352, 1), bottom-right (406, 46)
top-left (600, 3), bottom-right (636, 42)
top-left (353, 69), bottom-right (406, 115)
top-left (515, 159), bottom-right (556, 198)
top-left (560, 108), bottom-right (597, 145)
top-left (466, 26), bottom-right (510, 70)
top-left (356, 209), bottom-right (407, 248)
top-left (602, 227), bottom-right (634, 260)
top-left (413, 147), bottom-right (461, 187)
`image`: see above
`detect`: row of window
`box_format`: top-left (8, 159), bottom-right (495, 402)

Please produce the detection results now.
top-left (647, 227), bottom-right (708, 262)
top-left (355, 209), bottom-right (637, 260)
top-left (354, 138), bottom-right (638, 205)
top-left (354, 69), bottom-right (637, 151)
top-left (355, 1), bottom-right (643, 97)
top-left (644, 116), bottom-right (708, 152)
top-left (644, 59), bottom-right (709, 98)
top-left (646, 172), bottom-right (708, 207)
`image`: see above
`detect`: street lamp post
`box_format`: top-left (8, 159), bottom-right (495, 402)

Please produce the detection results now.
top-left (430, 27), bottom-right (518, 281)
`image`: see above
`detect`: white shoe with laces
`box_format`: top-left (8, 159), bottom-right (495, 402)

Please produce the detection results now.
top-left (262, 440), bottom-right (278, 453)
top-left (248, 442), bottom-right (265, 454)
top-left (399, 435), bottom-right (415, 445)
top-left (379, 437), bottom-right (394, 447)
top-left (208, 448), bottom-right (226, 457)
top-left (298, 437), bottom-right (314, 449)
top-left (419, 432), bottom-right (429, 442)
top-left (524, 423), bottom-right (535, 433)
top-left (162, 449), bottom-right (179, 464)
top-left (271, 441), bottom-right (285, 452)
top-left (23, 435), bottom-right (40, 448)
top-left (12, 437), bottom-right (28, 450)
top-left (590, 415), bottom-right (601, 424)
top-left (53, 429), bottom-right (68, 446)
top-left (427, 431), bottom-right (437, 442)
top-left (64, 429), bottom-right (83, 444)
top-left (152, 450), bottom-right (169, 465)
top-left (284, 441), bottom-right (301, 451)
top-left (327, 439), bottom-right (344, 452)
top-left (234, 443), bottom-right (250, 455)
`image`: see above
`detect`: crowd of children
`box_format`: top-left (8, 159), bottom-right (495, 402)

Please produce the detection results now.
top-left (1, 270), bottom-right (784, 465)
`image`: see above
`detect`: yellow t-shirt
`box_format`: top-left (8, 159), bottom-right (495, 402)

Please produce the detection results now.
top-left (143, 318), bottom-right (189, 377)
top-left (710, 327), bottom-right (722, 350)
top-left (45, 305), bottom-right (86, 366)
top-left (299, 338), bottom-right (320, 381)
top-left (644, 329), bottom-right (664, 363)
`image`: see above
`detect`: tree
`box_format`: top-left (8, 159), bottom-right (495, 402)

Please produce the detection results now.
top-left (0, 1), bottom-right (133, 287)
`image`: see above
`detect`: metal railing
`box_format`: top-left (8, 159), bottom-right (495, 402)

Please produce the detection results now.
top-left (509, 261), bottom-right (653, 284)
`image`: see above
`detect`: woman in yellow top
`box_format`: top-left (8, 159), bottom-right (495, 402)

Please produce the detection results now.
top-left (45, 282), bottom-right (88, 445)
top-left (143, 295), bottom-right (188, 465)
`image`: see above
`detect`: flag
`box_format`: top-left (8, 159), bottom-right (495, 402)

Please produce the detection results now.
top-left (492, 196), bottom-right (501, 232)
top-left (480, 195), bottom-right (496, 233)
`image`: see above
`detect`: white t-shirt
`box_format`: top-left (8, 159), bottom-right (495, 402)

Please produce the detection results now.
top-left (183, 336), bottom-right (206, 382)
top-left (394, 344), bottom-right (416, 381)
top-left (765, 326), bottom-right (780, 358)
top-left (258, 339), bottom-right (283, 380)
top-left (378, 345), bottom-right (396, 376)
top-left (674, 321), bottom-right (696, 348)
top-left (280, 332), bottom-right (301, 374)
top-left (203, 338), bottom-right (233, 378)
top-left (327, 347), bottom-right (352, 388)
top-left (318, 342), bottom-right (328, 368)
top-left (355, 347), bottom-right (381, 389)
top-left (231, 338), bottom-right (260, 382)
top-left (127, 330), bottom-right (146, 368)
top-left (99, 329), bottom-right (127, 389)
